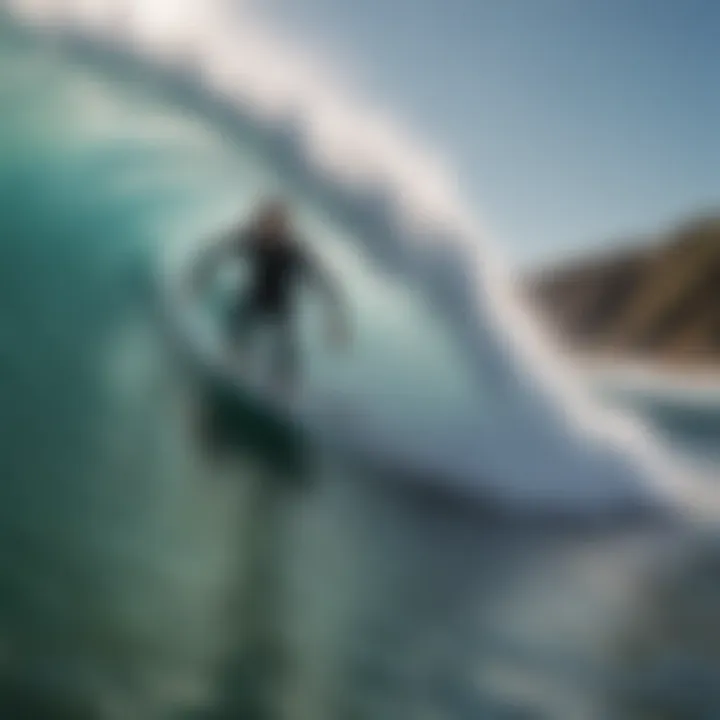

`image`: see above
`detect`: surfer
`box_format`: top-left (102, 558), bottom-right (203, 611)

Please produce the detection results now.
top-left (194, 198), bottom-right (350, 392)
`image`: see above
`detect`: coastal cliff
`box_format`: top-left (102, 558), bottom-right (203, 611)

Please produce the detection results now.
top-left (526, 215), bottom-right (720, 367)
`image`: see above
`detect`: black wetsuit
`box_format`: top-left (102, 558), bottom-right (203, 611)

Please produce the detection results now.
top-left (229, 229), bottom-right (322, 380)
top-left (243, 232), bottom-right (309, 315)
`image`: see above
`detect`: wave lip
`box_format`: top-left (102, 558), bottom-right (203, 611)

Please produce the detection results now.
top-left (5, 0), bottom-right (708, 515)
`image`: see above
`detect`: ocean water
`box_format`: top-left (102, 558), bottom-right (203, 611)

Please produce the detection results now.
top-left (0, 8), bottom-right (719, 720)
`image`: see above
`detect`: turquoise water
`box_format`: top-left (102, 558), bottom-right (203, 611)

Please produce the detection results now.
top-left (0, 17), bottom-right (719, 720)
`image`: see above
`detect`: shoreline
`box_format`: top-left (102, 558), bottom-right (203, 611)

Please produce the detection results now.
top-left (573, 353), bottom-right (720, 399)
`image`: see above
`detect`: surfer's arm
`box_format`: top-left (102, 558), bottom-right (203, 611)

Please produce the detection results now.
top-left (301, 248), bottom-right (351, 346)
top-left (191, 227), bottom-right (252, 289)
top-left (301, 247), bottom-right (339, 302)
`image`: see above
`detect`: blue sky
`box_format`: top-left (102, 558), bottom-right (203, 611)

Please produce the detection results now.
top-left (258, 0), bottom-right (719, 268)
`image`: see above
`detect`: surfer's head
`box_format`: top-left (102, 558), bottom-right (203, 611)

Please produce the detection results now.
top-left (254, 197), bottom-right (291, 239)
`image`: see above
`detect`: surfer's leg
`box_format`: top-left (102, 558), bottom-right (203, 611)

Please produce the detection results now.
top-left (272, 312), bottom-right (299, 393)
top-left (228, 295), bottom-right (262, 355)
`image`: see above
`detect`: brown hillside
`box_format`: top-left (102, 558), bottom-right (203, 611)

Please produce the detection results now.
top-left (526, 215), bottom-right (720, 366)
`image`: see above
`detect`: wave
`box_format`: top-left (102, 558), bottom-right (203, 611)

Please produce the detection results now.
top-left (1, 0), bottom-right (712, 515)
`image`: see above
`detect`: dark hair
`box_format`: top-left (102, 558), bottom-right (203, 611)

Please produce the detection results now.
top-left (251, 197), bottom-right (292, 237)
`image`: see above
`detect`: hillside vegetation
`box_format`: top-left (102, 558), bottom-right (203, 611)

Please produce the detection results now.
top-left (527, 215), bottom-right (720, 366)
